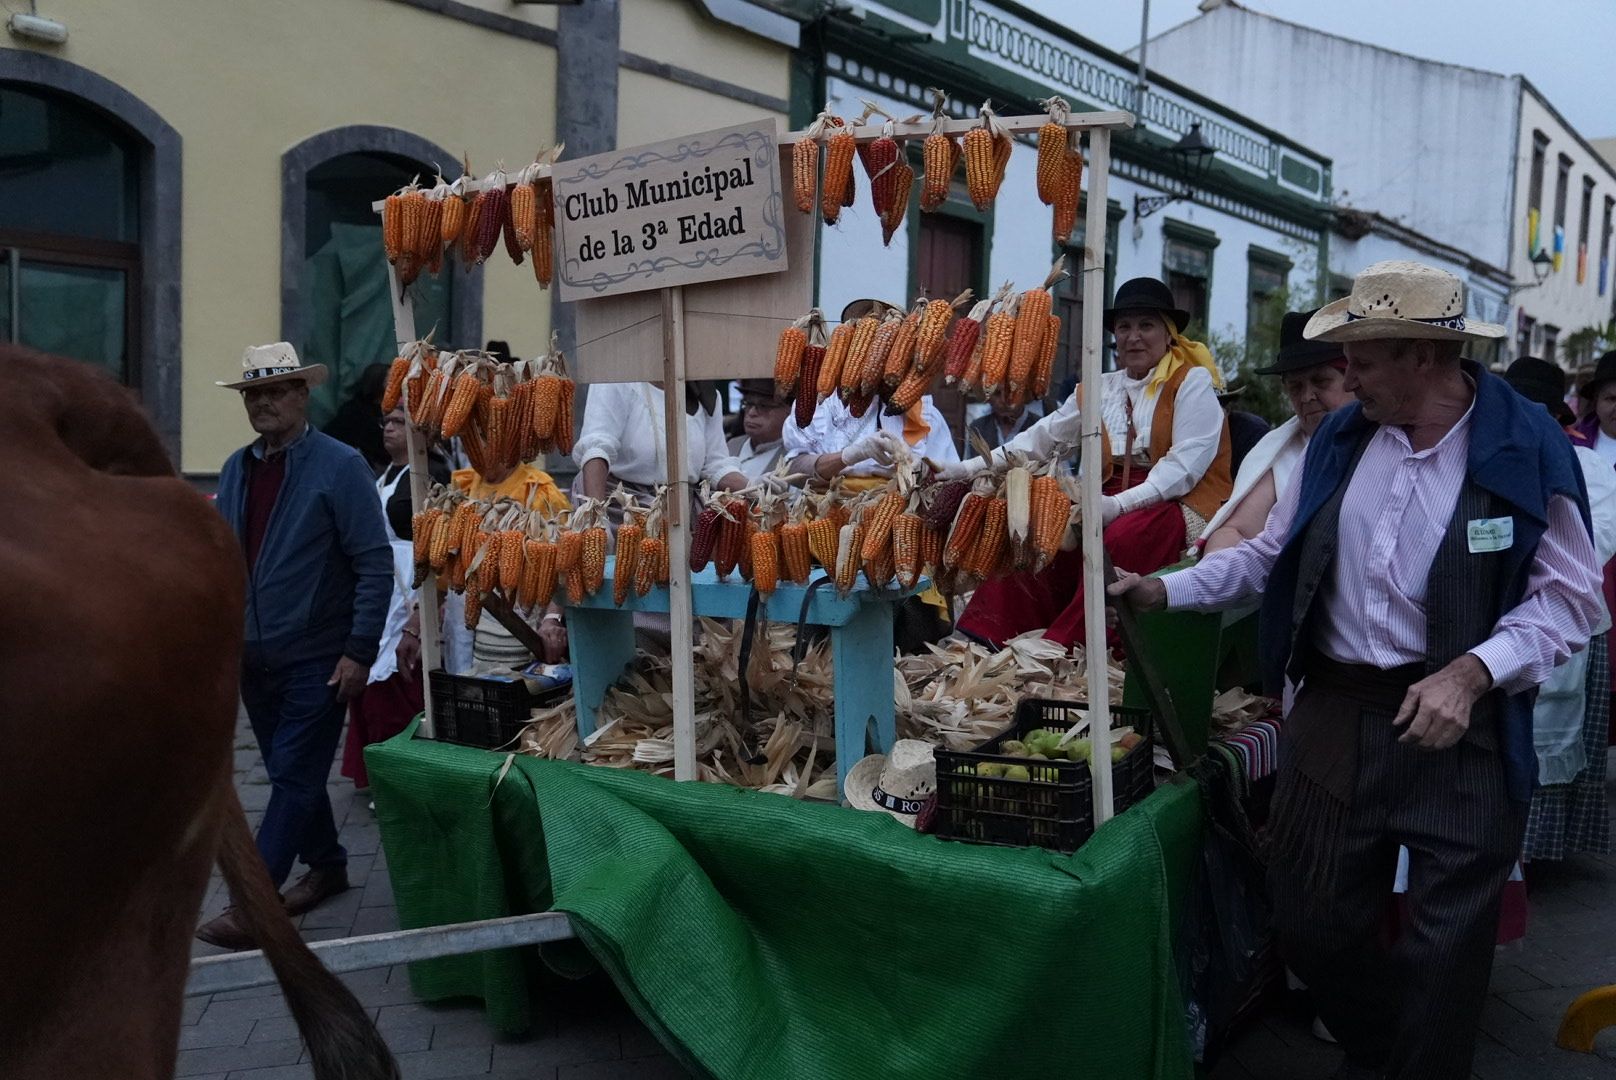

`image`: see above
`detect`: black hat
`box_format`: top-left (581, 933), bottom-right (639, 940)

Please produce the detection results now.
top-left (1504, 357), bottom-right (1566, 410)
top-left (737, 378), bottom-right (785, 404)
top-left (1579, 351), bottom-right (1616, 399)
top-left (1254, 310), bottom-right (1346, 375)
top-left (1102, 277), bottom-right (1190, 333)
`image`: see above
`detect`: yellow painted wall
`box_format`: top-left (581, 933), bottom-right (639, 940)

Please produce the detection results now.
top-left (5, 0), bottom-right (791, 473)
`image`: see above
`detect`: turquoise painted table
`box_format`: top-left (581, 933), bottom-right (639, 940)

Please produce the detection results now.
top-left (564, 557), bottom-right (917, 795)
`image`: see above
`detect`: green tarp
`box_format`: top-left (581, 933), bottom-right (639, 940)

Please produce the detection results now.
top-left (368, 723), bottom-right (1202, 1079)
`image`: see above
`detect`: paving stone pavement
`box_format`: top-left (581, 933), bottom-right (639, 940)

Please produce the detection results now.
top-left (186, 712), bottom-right (1616, 1079)
top-left (179, 710), bottom-right (691, 1080)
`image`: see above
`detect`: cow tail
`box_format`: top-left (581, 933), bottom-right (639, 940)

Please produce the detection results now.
top-left (215, 786), bottom-right (400, 1080)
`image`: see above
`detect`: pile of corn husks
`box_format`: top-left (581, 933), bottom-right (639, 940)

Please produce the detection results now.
top-left (519, 621), bottom-right (1126, 798)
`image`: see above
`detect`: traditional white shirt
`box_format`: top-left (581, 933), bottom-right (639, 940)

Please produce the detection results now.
top-left (1595, 429), bottom-right (1616, 468)
top-left (783, 395), bottom-right (959, 476)
top-left (573, 382), bottom-right (741, 487)
top-left (1199, 416), bottom-right (1308, 542)
top-left (727, 435), bottom-right (784, 481)
top-left (998, 366), bottom-right (1223, 505)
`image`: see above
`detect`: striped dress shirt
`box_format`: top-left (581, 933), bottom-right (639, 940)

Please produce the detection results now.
top-left (1163, 404), bottom-right (1604, 694)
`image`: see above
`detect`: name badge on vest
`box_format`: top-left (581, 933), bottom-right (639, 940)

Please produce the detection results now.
top-left (1467, 516), bottom-right (1514, 554)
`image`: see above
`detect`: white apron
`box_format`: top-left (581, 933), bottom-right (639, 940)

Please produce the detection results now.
top-left (368, 466), bottom-right (417, 686)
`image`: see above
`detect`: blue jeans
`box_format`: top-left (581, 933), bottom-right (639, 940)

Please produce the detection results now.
top-left (240, 656), bottom-right (349, 888)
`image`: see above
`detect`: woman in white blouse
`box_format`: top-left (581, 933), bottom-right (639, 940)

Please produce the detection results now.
top-left (942, 277), bottom-right (1232, 647)
top-left (574, 381), bottom-right (747, 502)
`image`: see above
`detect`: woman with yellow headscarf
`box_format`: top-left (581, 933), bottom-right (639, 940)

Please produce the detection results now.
top-left (941, 277), bottom-right (1232, 647)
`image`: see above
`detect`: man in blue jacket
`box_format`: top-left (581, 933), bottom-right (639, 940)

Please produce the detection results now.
top-left (1111, 263), bottom-right (1604, 1079)
top-left (200, 343), bottom-right (393, 949)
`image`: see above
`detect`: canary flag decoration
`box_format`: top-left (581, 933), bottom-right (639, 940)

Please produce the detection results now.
top-left (1528, 207), bottom-right (1541, 256)
top-left (1554, 225), bottom-right (1565, 272)
top-left (1577, 244), bottom-right (1588, 284)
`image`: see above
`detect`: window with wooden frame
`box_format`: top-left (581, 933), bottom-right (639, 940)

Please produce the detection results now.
top-left (1162, 219), bottom-right (1220, 335)
top-left (0, 84), bottom-right (140, 386)
top-left (1246, 246), bottom-right (1291, 346)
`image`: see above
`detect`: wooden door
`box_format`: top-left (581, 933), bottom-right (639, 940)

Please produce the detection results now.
top-left (915, 213), bottom-right (983, 453)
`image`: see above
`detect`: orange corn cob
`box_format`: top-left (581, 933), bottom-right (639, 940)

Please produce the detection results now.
top-left (992, 131), bottom-right (1012, 184)
top-left (557, 529), bottom-right (583, 573)
top-left (920, 132), bottom-right (957, 212)
top-left (498, 528), bottom-right (525, 593)
top-left (1008, 288), bottom-right (1053, 396)
top-left (966, 497), bottom-right (1009, 578)
top-left (517, 538), bottom-right (544, 609)
top-left (1053, 149), bottom-right (1083, 242)
top-left (893, 513), bottom-right (923, 589)
top-left (441, 371), bottom-right (481, 438)
top-left (885, 349), bottom-right (941, 414)
top-left (943, 491), bottom-right (988, 570)
top-left (775, 322), bottom-right (807, 400)
top-left (460, 423), bottom-right (488, 476)
top-left (820, 130), bottom-right (856, 224)
top-left (580, 526), bottom-right (607, 596)
top-left (441, 192), bottom-right (468, 247)
top-left (555, 380), bottom-right (575, 456)
top-left (978, 310), bottom-right (1016, 396)
top-left (963, 127), bottom-right (999, 211)
top-left (459, 191), bottom-right (484, 264)
top-left (613, 522), bottom-right (643, 606)
top-left (920, 521), bottom-right (944, 575)
top-left (565, 564), bottom-right (585, 605)
top-left (960, 332), bottom-right (987, 396)
top-left (381, 356), bottom-right (410, 412)
top-left (750, 529), bottom-right (779, 597)
top-left (416, 197), bottom-right (444, 268)
top-left (834, 522), bottom-right (864, 596)
top-left (841, 316), bottom-right (880, 396)
top-left (807, 515), bottom-right (840, 570)
top-left (860, 489), bottom-right (906, 561)
top-left (818, 320), bottom-right (855, 402)
top-left (383, 194), bottom-right (405, 263)
top-left (509, 182), bottom-right (537, 252)
top-left (634, 536), bottom-right (664, 596)
top-left (882, 309), bottom-right (921, 389)
top-left (532, 375), bottom-right (561, 448)
top-left (1035, 121), bottom-right (1068, 205)
top-left (532, 540), bottom-right (559, 607)
top-left (1029, 474), bottom-right (1068, 570)
top-left (792, 137), bottom-right (818, 213)
top-left (780, 522), bottom-right (812, 584)
top-left (864, 548), bottom-right (895, 589)
top-left (463, 571), bottom-right (485, 629)
top-left (916, 297), bottom-right (956, 370)
top-left (413, 507), bottom-right (444, 567)
top-left (879, 161), bottom-right (914, 247)
top-left (1032, 313), bottom-right (1061, 399)
top-left (859, 316), bottom-right (903, 396)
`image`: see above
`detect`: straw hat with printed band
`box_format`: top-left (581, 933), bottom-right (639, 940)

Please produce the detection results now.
top-left (1303, 261), bottom-right (1505, 344)
top-left (844, 739), bottom-right (937, 827)
top-left (216, 342), bottom-right (329, 391)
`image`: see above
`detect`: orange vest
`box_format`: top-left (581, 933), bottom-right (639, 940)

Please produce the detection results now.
top-left (1093, 365), bottom-right (1232, 520)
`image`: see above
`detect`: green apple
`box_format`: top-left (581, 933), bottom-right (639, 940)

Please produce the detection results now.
top-left (1003, 764), bottom-right (1031, 782)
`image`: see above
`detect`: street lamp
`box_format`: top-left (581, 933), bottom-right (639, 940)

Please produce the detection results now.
top-left (1530, 248), bottom-right (1553, 285)
top-left (1133, 122), bottom-right (1216, 221)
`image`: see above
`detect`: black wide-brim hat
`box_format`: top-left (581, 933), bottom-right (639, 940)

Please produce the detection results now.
top-left (1505, 357), bottom-right (1568, 413)
top-left (1254, 309), bottom-right (1346, 376)
top-left (1102, 277), bottom-right (1190, 333)
top-left (1579, 351), bottom-right (1616, 399)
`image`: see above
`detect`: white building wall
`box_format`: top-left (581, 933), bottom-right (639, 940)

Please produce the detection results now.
top-left (1144, 6), bottom-right (1519, 271)
top-left (1332, 230), bottom-right (1510, 328)
top-left (819, 75), bottom-right (1323, 371)
top-left (1509, 87), bottom-right (1616, 356)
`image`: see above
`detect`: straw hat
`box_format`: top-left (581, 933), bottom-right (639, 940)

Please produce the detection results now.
top-left (216, 342), bottom-right (329, 390)
top-left (843, 739), bottom-right (937, 827)
top-left (1304, 261), bottom-right (1504, 344)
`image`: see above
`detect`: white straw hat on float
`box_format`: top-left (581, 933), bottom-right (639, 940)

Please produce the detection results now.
top-left (1303, 260), bottom-right (1506, 344)
top-left (843, 739), bottom-right (937, 827)
top-left (216, 342), bottom-right (329, 391)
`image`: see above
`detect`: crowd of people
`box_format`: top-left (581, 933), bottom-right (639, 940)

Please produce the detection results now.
top-left (199, 259), bottom-right (1616, 1078)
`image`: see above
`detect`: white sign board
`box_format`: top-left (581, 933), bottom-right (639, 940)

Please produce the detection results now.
top-left (551, 120), bottom-right (788, 301)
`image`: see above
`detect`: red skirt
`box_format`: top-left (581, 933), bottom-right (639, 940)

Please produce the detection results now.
top-left (957, 478), bottom-right (1189, 648)
top-left (341, 668), bottom-right (424, 789)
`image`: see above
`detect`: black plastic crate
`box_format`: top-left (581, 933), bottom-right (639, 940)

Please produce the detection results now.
top-left (932, 698), bottom-right (1155, 853)
top-left (428, 670), bottom-right (537, 749)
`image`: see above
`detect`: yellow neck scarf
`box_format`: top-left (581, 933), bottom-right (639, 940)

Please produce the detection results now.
top-left (1143, 331), bottom-right (1225, 395)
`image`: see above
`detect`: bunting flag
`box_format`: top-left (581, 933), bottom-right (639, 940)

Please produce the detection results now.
top-left (1577, 243), bottom-right (1588, 284)
top-left (1601, 255), bottom-right (1610, 296)
top-left (1553, 225), bottom-right (1565, 271)
top-left (1528, 207), bottom-right (1541, 256)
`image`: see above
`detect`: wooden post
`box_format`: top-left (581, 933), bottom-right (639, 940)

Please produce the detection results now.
top-left (385, 267), bottom-right (442, 739)
top-left (660, 286), bottom-right (697, 782)
top-left (1080, 128), bottom-right (1114, 825)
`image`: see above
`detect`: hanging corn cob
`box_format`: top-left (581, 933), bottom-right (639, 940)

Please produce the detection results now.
top-left (977, 298), bottom-right (1017, 398)
top-left (509, 168), bottom-right (537, 254)
top-left (916, 290), bottom-right (971, 372)
top-left (883, 302), bottom-right (924, 390)
top-left (794, 113), bottom-right (831, 215)
top-left (1034, 98), bottom-right (1071, 206)
top-left (1007, 258), bottom-right (1067, 399)
top-left (1005, 459), bottom-right (1033, 565)
top-left (1053, 143), bottom-right (1084, 243)
top-left (963, 103), bottom-right (1011, 212)
top-left (441, 176), bottom-right (470, 248)
top-left (820, 121), bottom-right (857, 225)
top-left (613, 498), bottom-right (645, 607)
top-left (797, 332), bottom-right (826, 429)
top-left (475, 170), bottom-right (509, 264)
top-left (860, 483), bottom-right (908, 562)
top-left (893, 512), bottom-right (924, 590)
top-left (817, 319), bottom-right (856, 404)
top-left (1027, 470), bottom-right (1069, 572)
top-left (1031, 312), bottom-right (1061, 400)
top-left (857, 312), bottom-right (904, 397)
top-left (965, 494), bottom-right (1010, 579)
top-left (713, 494), bottom-right (748, 580)
top-left (920, 91), bottom-right (960, 213)
top-left (863, 117), bottom-right (900, 219)
top-left (689, 490), bottom-right (721, 573)
top-left (943, 486), bottom-right (990, 571)
top-left (773, 312), bottom-right (811, 402)
top-left (834, 520), bottom-right (865, 598)
top-left (840, 316), bottom-right (881, 398)
top-left (383, 192), bottom-right (405, 264)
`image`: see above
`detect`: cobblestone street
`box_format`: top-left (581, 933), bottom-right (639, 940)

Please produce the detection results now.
top-left (181, 713), bottom-right (1616, 1079)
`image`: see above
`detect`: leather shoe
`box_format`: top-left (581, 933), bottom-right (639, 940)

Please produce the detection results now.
top-left (196, 908), bottom-right (257, 951)
top-left (281, 866), bottom-right (350, 916)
